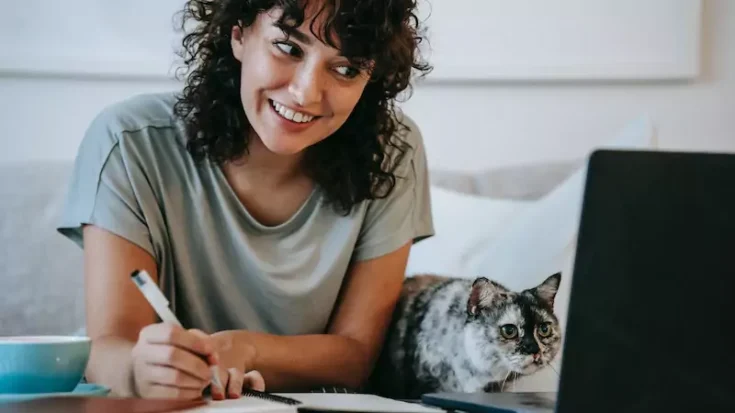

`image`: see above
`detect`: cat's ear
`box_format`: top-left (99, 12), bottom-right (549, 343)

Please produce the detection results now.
top-left (533, 272), bottom-right (561, 308)
top-left (467, 277), bottom-right (509, 316)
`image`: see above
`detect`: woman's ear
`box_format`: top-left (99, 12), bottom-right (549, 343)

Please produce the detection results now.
top-left (231, 25), bottom-right (245, 62)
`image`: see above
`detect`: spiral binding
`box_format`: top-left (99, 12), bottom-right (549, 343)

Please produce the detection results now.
top-left (241, 389), bottom-right (303, 405)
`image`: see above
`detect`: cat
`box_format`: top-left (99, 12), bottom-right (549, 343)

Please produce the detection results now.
top-left (368, 272), bottom-right (563, 399)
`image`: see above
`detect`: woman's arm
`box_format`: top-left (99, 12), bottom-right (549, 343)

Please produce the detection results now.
top-left (85, 222), bottom-right (411, 394)
top-left (82, 224), bottom-right (158, 396)
top-left (82, 225), bottom-right (218, 399)
top-left (216, 242), bottom-right (412, 391)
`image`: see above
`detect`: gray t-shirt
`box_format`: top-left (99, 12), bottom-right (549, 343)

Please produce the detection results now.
top-left (57, 91), bottom-right (434, 335)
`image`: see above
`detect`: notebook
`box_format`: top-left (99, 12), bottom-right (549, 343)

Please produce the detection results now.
top-left (180, 390), bottom-right (444, 413)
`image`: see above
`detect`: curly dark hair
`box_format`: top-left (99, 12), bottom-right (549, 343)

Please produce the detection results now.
top-left (172, 0), bottom-right (431, 214)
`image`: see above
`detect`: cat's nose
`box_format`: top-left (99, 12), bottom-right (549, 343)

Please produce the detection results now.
top-left (521, 341), bottom-right (540, 354)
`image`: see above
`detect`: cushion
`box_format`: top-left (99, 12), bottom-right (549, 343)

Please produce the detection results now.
top-left (405, 186), bottom-right (531, 277)
top-left (430, 161), bottom-right (579, 201)
top-left (469, 116), bottom-right (658, 392)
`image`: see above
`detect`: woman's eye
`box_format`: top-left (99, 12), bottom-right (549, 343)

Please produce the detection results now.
top-left (538, 322), bottom-right (552, 338)
top-left (274, 41), bottom-right (302, 58)
top-left (500, 324), bottom-right (518, 339)
top-left (334, 65), bottom-right (360, 79)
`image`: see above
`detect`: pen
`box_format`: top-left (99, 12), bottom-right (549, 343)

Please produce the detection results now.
top-left (131, 269), bottom-right (224, 391)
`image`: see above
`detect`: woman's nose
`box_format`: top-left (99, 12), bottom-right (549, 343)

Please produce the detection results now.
top-left (288, 63), bottom-right (324, 107)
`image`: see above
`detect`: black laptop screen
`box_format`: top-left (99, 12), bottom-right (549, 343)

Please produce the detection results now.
top-left (556, 150), bottom-right (735, 412)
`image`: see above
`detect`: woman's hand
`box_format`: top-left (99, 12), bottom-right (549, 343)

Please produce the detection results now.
top-left (210, 368), bottom-right (265, 400)
top-left (208, 330), bottom-right (264, 400)
top-left (130, 323), bottom-right (219, 399)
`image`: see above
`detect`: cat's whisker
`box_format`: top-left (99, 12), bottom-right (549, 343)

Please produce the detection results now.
top-left (547, 362), bottom-right (561, 378)
top-left (500, 370), bottom-right (511, 392)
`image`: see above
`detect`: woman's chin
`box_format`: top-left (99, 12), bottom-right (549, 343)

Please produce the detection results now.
top-left (258, 134), bottom-right (308, 156)
top-left (265, 143), bottom-right (303, 156)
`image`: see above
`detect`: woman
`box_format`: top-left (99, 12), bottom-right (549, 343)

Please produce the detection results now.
top-left (57, 0), bottom-right (433, 401)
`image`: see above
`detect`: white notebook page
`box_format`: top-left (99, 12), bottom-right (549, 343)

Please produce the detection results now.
top-left (181, 393), bottom-right (443, 413)
top-left (178, 396), bottom-right (297, 413)
top-left (275, 393), bottom-right (443, 413)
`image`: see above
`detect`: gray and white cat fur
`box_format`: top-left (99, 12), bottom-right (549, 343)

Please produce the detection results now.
top-left (369, 272), bottom-right (563, 399)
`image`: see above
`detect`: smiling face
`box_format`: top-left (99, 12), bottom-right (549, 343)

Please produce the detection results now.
top-left (230, 5), bottom-right (372, 156)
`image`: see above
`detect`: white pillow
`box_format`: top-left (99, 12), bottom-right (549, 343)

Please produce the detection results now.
top-left (406, 186), bottom-right (531, 278)
top-left (469, 116), bottom-right (658, 392)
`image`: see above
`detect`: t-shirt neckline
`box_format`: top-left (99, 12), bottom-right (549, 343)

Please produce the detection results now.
top-left (210, 160), bottom-right (321, 234)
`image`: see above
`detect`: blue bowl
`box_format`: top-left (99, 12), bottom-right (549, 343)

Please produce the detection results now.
top-left (0, 336), bottom-right (91, 394)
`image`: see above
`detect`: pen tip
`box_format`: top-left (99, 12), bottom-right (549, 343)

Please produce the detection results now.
top-left (130, 269), bottom-right (141, 278)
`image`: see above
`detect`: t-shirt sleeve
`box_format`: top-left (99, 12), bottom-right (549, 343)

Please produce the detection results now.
top-left (353, 114), bottom-right (435, 261)
top-left (57, 110), bottom-right (156, 259)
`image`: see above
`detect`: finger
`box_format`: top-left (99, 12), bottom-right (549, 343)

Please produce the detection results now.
top-left (140, 324), bottom-right (215, 358)
top-left (188, 329), bottom-right (220, 365)
top-left (209, 366), bottom-right (227, 401)
top-left (143, 384), bottom-right (203, 400)
top-left (243, 370), bottom-right (266, 392)
top-left (140, 365), bottom-right (209, 390)
top-left (138, 344), bottom-right (213, 381)
top-left (226, 368), bottom-right (245, 399)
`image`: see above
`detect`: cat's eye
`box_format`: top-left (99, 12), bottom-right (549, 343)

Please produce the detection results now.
top-left (537, 322), bottom-right (553, 338)
top-left (499, 324), bottom-right (518, 339)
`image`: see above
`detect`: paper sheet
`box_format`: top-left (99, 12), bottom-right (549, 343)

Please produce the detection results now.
top-left (275, 393), bottom-right (444, 413)
top-left (178, 396), bottom-right (296, 413)
top-left (181, 393), bottom-right (443, 413)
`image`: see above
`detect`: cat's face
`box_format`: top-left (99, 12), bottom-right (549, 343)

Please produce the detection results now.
top-left (463, 273), bottom-right (563, 376)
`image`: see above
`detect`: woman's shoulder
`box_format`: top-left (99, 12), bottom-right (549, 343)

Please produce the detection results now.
top-left (395, 111), bottom-right (425, 154)
top-left (88, 91), bottom-right (181, 139)
top-left (77, 91), bottom-right (186, 162)
top-left (383, 111), bottom-right (428, 178)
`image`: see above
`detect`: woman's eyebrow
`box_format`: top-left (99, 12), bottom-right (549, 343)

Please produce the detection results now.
top-left (276, 24), bottom-right (312, 45)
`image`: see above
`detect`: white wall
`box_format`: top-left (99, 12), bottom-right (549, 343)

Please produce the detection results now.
top-left (0, 0), bottom-right (733, 171)
top-left (400, 0), bottom-right (734, 171)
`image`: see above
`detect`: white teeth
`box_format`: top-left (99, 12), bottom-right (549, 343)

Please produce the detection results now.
top-left (271, 100), bottom-right (314, 123)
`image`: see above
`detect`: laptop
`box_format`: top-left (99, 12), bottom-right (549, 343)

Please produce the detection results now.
top-left (422, 149), bottom-right (735, 412)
